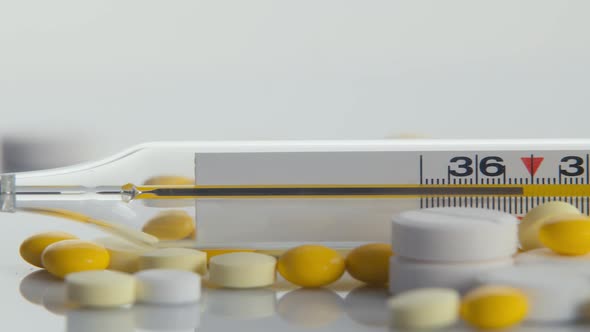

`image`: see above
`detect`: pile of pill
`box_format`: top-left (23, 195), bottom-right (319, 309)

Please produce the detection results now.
top-left (18, 199), bottom-right (590, 330)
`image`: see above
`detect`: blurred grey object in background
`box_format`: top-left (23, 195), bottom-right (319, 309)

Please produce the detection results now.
top-left (1, 134), bottom-right (112, 173)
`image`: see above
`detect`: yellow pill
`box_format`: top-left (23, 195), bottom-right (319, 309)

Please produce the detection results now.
top-left (142, 211), bottom-right (195, 241)
top-left (538, 214), bottom-right (590, 255)
top-left (346, 243), bottom-right (393, 286)
top-left (20, 232), bottom-right (78, 268)
top-left (460, 285), bottom-right (528, 329)
top-left (41, 240), bottom-right (110, 278)
top-left (278, 245), bottom-right (345, 288)
top-left (519, 201), bottom-right (580, 251)
top-left (143, 176), bottom-right (194, 185)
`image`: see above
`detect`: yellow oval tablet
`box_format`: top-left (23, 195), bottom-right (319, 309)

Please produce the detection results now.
top-left (518, 201), bottom-right (580, 251)
top-left (20, 232), bottom-right (78, 268)
top-left (142, 211), bottom-right (195, 241)
top-left (346, 243), bottom-right (393, 286)
top-left (278, 245), bottom-right (345, 288)
top-left (143, 176), bottom-right (194, 185)
top-left (539, 215), bottom-right (590, 255)
top-left (41, 240), bottom-right (110, 278)
top-left (460, 285), bottom-right (528, 329)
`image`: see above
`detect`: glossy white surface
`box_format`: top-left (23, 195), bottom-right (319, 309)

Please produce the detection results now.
top-left (2, 212), bottom-right (590, 331)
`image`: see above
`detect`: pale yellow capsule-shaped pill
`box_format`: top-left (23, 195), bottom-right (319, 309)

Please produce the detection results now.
top-left (139, 248), bottom-right (207, 275)
top-left (460, 285), bottom-right (528, 329)
top-left (142, 211), bottom-right (196, 241)
top-left (518, 201), bottom-right (580, 251)
top-left (538, 214), bottom-right (590, 255)
top-left (94, 236), bottom-right (152, 273)
top-left (387, 288), bottom-right (459, 330)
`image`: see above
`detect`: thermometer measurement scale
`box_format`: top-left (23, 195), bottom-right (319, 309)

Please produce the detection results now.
top-left (3, 140), bottom-right (590, 245)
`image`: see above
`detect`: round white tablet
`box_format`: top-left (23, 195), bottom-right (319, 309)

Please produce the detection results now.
top-left (387, 288), bottom-right (459, 330)
top-left (94, 236), bottom-right (151, 273)
top-left (209, 252), bottom-right (276, 288)
top-left (135, 269), bottom-right (201, 304)
top-left (389, 257), bottom-right (513, 294)
top-left (65, 270), bottom-right (136, 308)
top-left (516, 248), bottom-right (590, 277)
top-left (476, 265), bottom-right (590, 322)
top-left (139, 247), bottom-right (207, 275)
top-left (392, 208), bottom-right (518, 262)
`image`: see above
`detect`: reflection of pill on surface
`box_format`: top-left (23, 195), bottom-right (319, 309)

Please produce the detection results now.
top-left (134, 302), bottom-right (201, 330)
top-left (460, 285), bottom-right (528, 329)
top-left (515, 248), bottom-right (590, 277)
top-left (67, 307), bottom-right (135, 332)
top-left (392, 208), bottom-right (518, 262)
top-left (42, 240), bottom-right (110, 278)
top-left (538, 214), bottom-right (590, 255)
top-left (66, 270), bottom-right (136, 308)
top-left (278, 245), bottom-right (345, 288)
top-left (94, 236), bottom-right (151, 273)
top-left (388, 288), bottom-right (459, 330)
top-left (346, 243), bottom-right (392, 286)
top-left (142, 210), bottom-right (196, 241)
top-left (344, 286), bottom-right (389, 327)
top-left (20, 231), bottom-right (78, 268)
top-left (476, 265), bottom-right (588, 323)
top-left (519, 201), bottom-right (580, 251)
top-left (389, 256), bottom-right (513, 294)
top-left (19, 270), bottom-right (62, 305)
top-left (42, 281), bottom-right (74, 316)
top-left (207, 288), bottom-right (277, 320)
top-left (277, 288), bottom-right (343, 328)
top-left (139, 247), bottom-right (207, 275)
top-left (135, 269), bottom-right (201, 304)
top-left (209, 252), bottom-right (276, 288)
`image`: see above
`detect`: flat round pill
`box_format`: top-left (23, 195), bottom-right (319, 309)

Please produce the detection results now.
top-left (278, 245), bottom-right (345, 288)
top-left (518, 201), bottom-right (580, 251)
top-left (20, 231), bottom-right (78, 268)
top-left (476, 265), bottom-right (590, 322)
top-left (209, 252), bottom-right (276, 288)
top-left (346, 243), bottom-right (393, 286)
top-left (142, 210), bottom-right (196, 241)
top-left (139, 247), bottom-right (207, 275)
top-left (42, 240), bottom-right (110, 278)
top-left (135, 269), bottom-right (201, 304)
top-left (66, 270), bottom-right (136, 308)
top-left (392, 208), bottom-right (518, 262)
top-left (387, 288), bottom-right (459, 330)
top-left (460, 285), bottom-right (528, 329)
top-left (538, 214), bottom-right (590, 255)
top-left (390, 256), bottom-right (513, 294)
top-left (94, 236), bottom-right (151, 273)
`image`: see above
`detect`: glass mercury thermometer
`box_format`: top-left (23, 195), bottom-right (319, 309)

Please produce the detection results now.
top-left (2, 139), bottom-right (590, 249)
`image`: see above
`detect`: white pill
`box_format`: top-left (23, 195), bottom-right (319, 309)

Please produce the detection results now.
top-left (392, 208), bottom-right (518, 262)
top-left (477, 265), bottom-right (590, 322)
top-left (209, 252), bottom-right (276, 288)
top-left (94, 236), bottom-right (151, 273)
top-left (516, 248), bottom-right (590, 277)
top-left (135, 269), bottom-right (201, 304)
top-left (139, 247), bottom-right (207, 275)
top-left (389, 256), bottom-right (513, 294)
top-left (65, 270), bottom-right (136, 308)
top-left (387, 288), bottom-right (459, 330)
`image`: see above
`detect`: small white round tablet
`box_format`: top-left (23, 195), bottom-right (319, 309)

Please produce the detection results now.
top-left (392, 208), bottom-right (518, 262)
top-left (387, 288), bottom-right (459, 330)
top-left (135, 269), bottom-right (201, 304)
top-left (66, 270), bottom-right (136, 308)
top-left (209, 252), bottom-right (276, 288)
top-left (139, 247), bottom-right (207, 275)
top-left (477, 265), bottom-right (590, 322)
top-left (389, 256), bottom-right (513, 294)
top-left (516, 248), bottom-right (590, 278)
